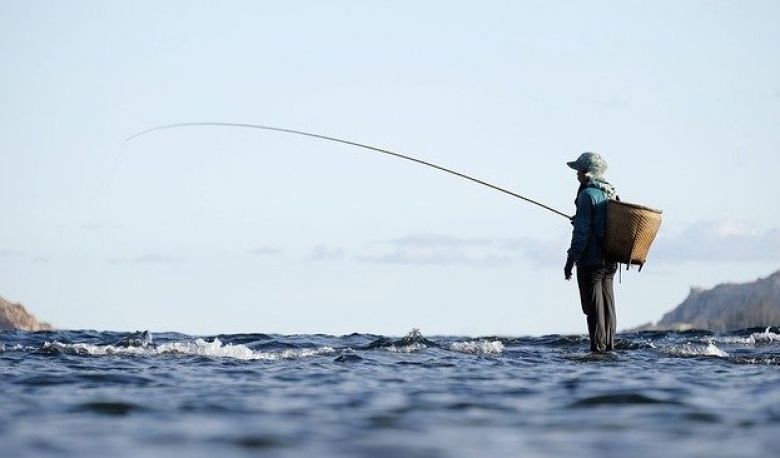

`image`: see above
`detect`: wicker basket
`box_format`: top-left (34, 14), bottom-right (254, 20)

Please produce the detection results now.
top-left (604, 200), bottom-right (662, 270)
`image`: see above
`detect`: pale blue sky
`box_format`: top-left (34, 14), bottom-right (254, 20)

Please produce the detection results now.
top-left (1, 1), bottom-right (778, 335)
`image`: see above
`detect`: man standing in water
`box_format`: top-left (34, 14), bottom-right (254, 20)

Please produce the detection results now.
top-left (564, 152), bottom-right (618, 353)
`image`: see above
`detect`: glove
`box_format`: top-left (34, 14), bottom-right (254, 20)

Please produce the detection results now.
top-left (564, 258), bottom-right (575, 280)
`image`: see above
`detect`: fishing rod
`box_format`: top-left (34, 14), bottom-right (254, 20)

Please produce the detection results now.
top-left (125, 122), bottom-right (572, 220)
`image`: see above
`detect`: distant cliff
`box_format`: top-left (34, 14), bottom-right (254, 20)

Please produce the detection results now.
top-left (639, 270), bottom-right (780, 332)
top-left (0, 296), bottom-right (52, 331)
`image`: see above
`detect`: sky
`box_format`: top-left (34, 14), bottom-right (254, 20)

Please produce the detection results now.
top-left (1, 0), bottom-right (778, 336)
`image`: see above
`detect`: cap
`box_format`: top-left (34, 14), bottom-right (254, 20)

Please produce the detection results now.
top-left (566, 152), bottom-right (607, 176)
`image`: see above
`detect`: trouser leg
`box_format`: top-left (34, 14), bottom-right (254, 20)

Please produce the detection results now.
top-left (603, 265), bottom-right (617, 350)
top-left (577, 267), bottom-right (606, 352)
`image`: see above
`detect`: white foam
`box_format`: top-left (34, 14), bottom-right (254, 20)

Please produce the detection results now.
top-left (715, 328), bottom-right (780, 345)
top-left (381, 328), bottom-right (430, 353)
top-left (449, 340), bottom-right (504, 356)
top-left (157, 339), bottom-right (258, 359)
top-left (263, 346), bottom-right (336, 360)
top-left (665, 341), bottom-right (729, 358)
top-left (42, 338), bottom-right (335, 361)
top-left (384, 343), bottom-right (428, 353)
top-left (732, 356), bottom-right (780, 365)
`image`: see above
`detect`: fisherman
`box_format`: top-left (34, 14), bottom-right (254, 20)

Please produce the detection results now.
top-left (564, 152), bottom-right (618, 353)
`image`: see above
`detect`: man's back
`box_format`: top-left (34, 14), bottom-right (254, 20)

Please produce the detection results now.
top-left (570, 184), bottom-right (610, 268)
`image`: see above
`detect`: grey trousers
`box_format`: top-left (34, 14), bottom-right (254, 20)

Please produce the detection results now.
top-left (576, 264), bottom-right (617, 352)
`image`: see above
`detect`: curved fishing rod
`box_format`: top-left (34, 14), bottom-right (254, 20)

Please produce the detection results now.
top-left (125, 122), bottom-right (572, 220)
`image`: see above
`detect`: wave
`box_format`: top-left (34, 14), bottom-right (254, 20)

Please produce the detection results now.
top-left (366, 328), bottom-right (434, 353)
top-left (333, 353), bottom-right (364, 363)
top-left (728, 355), bottom-right (780, 365)
top-left (613, 338), bottom-right (656, 350)
top-left (383, 342), bottom-right (428, 353)
top-left (569, 393), bottom-right (682, 408)
top-left (41, 338), bottom-right (335, 361)
top-left (664, 341), bottom-right (729, 358)
top-left (521, 335), bottom-right (590, 347)
top-left (448, 340), bottom-right (504, 356)
top-left (2, 343), bottom-right (36, 352)
top-left (11, 327), bottom-right (780, 364)
top-left (714, 328), bottom-right (780, 345)
top-left (30, 329), bottom-right (501, 359)
top-left (111, 330), bottom-right (153, 348)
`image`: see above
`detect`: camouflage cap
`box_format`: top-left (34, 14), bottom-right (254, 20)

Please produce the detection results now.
top-left (566, 152), bottom-right (608, 176)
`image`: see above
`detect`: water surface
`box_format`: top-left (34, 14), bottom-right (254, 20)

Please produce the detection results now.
top-left (2, 327), bottom-right (779, 457)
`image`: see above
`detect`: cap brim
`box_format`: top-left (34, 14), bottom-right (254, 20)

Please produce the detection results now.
top-left (566, 161), bottom-right (579, 170)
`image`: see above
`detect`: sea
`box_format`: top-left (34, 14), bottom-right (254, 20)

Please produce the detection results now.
top-left (1, 327), bottom-right (780, 457)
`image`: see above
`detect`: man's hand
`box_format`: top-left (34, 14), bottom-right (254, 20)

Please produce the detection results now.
top-left (564, 258), bottom-right (575, 280)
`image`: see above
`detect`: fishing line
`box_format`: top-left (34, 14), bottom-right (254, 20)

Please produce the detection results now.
top-left (125, 122), bottom-right (572, 220)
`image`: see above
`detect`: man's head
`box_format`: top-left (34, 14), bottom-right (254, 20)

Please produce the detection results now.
top-left (567, 152), bottom-right (607, 182)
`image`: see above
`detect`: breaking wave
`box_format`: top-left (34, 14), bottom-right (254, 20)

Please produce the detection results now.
top-left (367, 328), bottom-right (433, 353)
top-left (5, 327), bottom-right (778, 365)
top-left (42, 338), bottom-right (335, 361)
top-left (714, 328), bottom-right (780, 345)
top-left (664, 341), bottom-right (729, 358)
top-left (384, 342), bottom-right (428, 353)
top-left (448, 340), bottom-right (504, 356)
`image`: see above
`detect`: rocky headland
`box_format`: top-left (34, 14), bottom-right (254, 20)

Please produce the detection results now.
top-left (634, 270), bottom-right (780, 332)
top-left (0, 296), bottom-right (52, 331)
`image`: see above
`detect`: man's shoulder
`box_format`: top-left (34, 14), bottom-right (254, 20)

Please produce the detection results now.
top-left (581, 186), bottom-right (611, 202)
top-left (578, 187), bottom-right (603, 203)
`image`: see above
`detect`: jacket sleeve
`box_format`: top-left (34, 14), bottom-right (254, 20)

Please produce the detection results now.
top-left (567, 191), bottom-right (594, 262)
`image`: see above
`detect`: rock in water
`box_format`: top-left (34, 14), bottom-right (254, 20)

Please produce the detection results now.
top-left (654, 270), bottom-right (780, 331)
top-left (0, 296), bottom-right (53, 331)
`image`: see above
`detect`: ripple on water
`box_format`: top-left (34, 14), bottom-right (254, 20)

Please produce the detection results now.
top-left (569, 393), bottom-right (683, 408)
top-left (333, 353), bottom-right (365, 363)
top-left (225, 435), bottom-right (285, 450)
top-left (76, 373), bottom-right (155, 386)
top-left (72, 401), bottom-right (146, 416)
top-left (14, 374), bottom-right (81, 386)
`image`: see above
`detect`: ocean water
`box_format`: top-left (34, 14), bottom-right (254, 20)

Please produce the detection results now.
top-left (2, 328), bottom-right (780, 457)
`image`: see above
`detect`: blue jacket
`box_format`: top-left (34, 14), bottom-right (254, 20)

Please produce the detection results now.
top-left (567, 184), bottom-right (610, 268)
